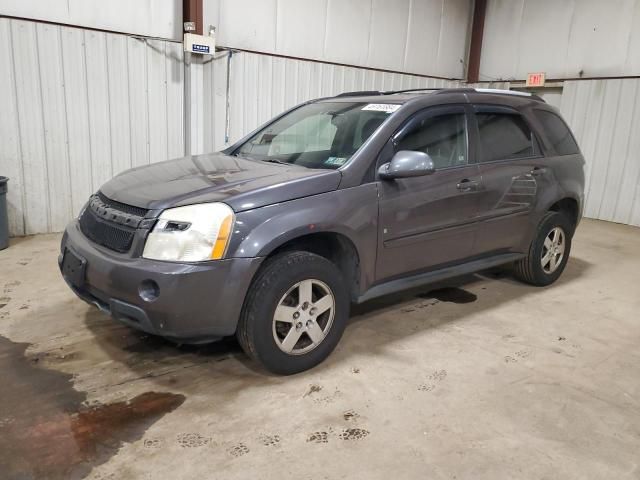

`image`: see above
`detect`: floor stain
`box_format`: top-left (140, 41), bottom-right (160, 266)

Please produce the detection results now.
top-left (418, 369), bottom-right (448, 392)
top-left (0, 335), bottom-right (185, 480)
top-left (143, 438), bottom-right (163, 449)
top-left (176, 432), bottom-right (211, 448)
top-left (0, 296), bottom-right (10, 309)
top-left (228, 443), bottom-right (250, 457)
top-left (258, 433), bottom-right (280, 447)
top-left (343, 410), bottom-right (360, 421)
top-left (306, 431), bottom-right (329, 444)
top-left (3, 280), bottom-right (21, 294)
top-left (338, 428), bottom-right (369, 440)
top-left (303, 384), bottom-right (323, 397)
top-left (419, 287), bottom-right (478, 304)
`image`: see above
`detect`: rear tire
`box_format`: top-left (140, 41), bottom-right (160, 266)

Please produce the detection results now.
top-left (513, 211), bottom-right (573, 286)
top-left (236, 251), bottom-right (349, 375)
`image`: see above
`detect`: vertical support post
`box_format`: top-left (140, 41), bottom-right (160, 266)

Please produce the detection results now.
top-left (183, 0), bottom-right (203, 35)
top-left (467, 0), bottom-right (487, 84)
top-left (224, 51), bottom-right (232, 145)
top-left (183, 52), bottom-right (192, 156)
top-left (182, 0), bottom-right (203, 156)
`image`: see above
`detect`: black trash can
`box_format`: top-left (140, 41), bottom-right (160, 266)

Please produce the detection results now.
top-left (0, 177), bottom-right (8, 250)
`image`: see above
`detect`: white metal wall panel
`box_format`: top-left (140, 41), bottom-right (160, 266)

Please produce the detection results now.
top-left (127, 38), bottom-right (150, 169)
top-left (0, 19), bottom-right (24, 236)
top-left (324, 0), bottom-right (373, 67)
top-left (200, 53), bottom-right (229, 153)
top-left (106, 34), bottom-right (133, 177)
top-left (59, 26), bottom-right (93, 225)
top-left (0, 18), bottom-right (184, 236)
top-left (11, 20), bottom-right (49, 234)
top-left (481, 0), bottom-right (640, 80)
top-left (205, 0), bottom-right (472, 79)
top-left (223, 51), bottom-right (461, 146)
top-left (166, 42), bottom-right (186, 159)
top-left (36, 22), bottom-right (73, 233)
top-left (276, 0), bottom-right (327, 61)
top-left (85, 30), bottom-right (114, 191)
top-left (0, 0), bottom-right (182, 41)
top-left (560, 79), bottom-right (640, 227)
top-left (367, 0), bottom-right (410, 72)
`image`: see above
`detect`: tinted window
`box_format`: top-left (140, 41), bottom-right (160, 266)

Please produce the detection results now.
top-left (476, 113), bottom-right (535, 162)
top-left (534, 110), bottom-right (579, 155)
top-left (396, 113), bottom-right (468, 169)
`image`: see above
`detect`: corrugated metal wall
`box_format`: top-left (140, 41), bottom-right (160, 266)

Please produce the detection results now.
top-left (560, 79), bottom-right (640, 227)
top-left (195, 53), bottom-right (229, 154)
top-left (481, 0), bottom-right (640, 80)
top-left (0, 0), bottom-right (183, 40)
top-left (204, 0), bottom-right (473, 79)
top-left (0, 18), bottom-right (184, 236)
top-left (4, 18), bottom-right (639, 235)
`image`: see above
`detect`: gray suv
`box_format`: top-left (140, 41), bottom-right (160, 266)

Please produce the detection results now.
top-left (60, 88), bottom-right (585, 374)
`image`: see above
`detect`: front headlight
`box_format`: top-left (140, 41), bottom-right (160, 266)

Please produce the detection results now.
top-left (143, 203), bottom-right (234, 262)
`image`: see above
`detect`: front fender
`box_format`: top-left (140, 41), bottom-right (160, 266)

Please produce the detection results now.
top-left (226, 184), bottom-right (380, 291)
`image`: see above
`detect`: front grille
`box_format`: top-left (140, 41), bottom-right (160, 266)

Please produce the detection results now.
top-left (79, 194), bottom-right (148, 253)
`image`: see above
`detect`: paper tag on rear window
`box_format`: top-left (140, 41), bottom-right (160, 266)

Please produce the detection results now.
top-left (362, 104), bottom-right (401, 113)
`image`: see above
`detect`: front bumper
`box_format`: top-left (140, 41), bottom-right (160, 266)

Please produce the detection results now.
top-left (59, 220), bottom-right (263, 342)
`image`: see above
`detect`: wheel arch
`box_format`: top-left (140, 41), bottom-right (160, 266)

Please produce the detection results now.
top-left (262, 230), bottom-right (362, 302)
top-left (547, 197), bottom-right (580, 231)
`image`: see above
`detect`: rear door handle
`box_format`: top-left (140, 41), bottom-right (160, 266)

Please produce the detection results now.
top-left (530, 167), bottom-right (548, 176)
top-left (456, 179), bottom-right (479, 192)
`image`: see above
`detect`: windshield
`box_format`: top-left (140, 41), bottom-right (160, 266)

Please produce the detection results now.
top-left (235, 102), bottom-right (398, 169)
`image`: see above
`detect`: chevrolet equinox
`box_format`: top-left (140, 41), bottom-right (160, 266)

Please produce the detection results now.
top-left (60, 88), bottom-right (585, 374)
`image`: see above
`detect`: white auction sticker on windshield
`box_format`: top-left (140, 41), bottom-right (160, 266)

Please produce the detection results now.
top-left (362, 103), bottom-right (401, 113)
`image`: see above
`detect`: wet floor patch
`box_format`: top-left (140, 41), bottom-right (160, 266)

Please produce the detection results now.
top-left (419, 287), bottom-right (477, 304)
top-left (0, 335), bottom-right (185, 480)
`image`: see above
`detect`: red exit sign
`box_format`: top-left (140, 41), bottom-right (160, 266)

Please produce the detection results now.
top-left (526, 72), bottom-right (546, 87)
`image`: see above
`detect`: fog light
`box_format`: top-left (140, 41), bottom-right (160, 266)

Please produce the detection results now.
top-left (138, 279), bottom-right (160, 302)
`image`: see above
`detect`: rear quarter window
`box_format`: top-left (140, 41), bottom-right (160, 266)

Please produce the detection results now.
top-left (533, 110), bottom-right (580, 156)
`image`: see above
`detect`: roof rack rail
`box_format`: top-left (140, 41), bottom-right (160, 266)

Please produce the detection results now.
top-left (334, 90), bottom-right (382, 97)
top-left (382, 88), bottom-right (442, 95)
top-left (333, 87), bottom-right (545, 102)
top-left (473, 88), bottom-right (546, 102)
top-left (382, 87), bottom-right (477, 95)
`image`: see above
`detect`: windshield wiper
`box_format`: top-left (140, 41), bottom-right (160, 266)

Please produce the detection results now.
top-left (261, 158), bottom-right (290, 165)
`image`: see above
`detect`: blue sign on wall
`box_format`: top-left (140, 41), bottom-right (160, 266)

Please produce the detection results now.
top-left (192, 44), bottom-right (210, 53)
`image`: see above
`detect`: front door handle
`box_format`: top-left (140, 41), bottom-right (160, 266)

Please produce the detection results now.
top-left (456, 179), bottom-right (479, 192)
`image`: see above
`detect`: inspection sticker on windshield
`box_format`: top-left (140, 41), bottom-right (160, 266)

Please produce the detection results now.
top-left (325, 156), bottom-right (347, 166)
top-left (362, 103), bottom-right (401, 113)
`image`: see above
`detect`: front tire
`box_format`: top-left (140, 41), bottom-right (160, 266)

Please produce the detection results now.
top-left (513, 211), bottom-right (573, 286)
top-left (237, 251), bottom-right (349, 375)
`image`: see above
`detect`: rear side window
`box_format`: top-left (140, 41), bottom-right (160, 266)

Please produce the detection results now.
top-left (476, 113), bottom-right (535, 162)
top-left (533, 110), bottom-right (579, 156)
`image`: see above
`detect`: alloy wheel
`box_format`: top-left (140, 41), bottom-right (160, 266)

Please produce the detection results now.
top-left (541, 226), bottom-right (565, 274)
top-left (272, 279), bottom-right (335, 355)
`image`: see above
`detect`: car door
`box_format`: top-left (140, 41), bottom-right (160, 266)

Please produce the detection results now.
top-left (375, 105), bottom-right (482, 282)
top-left (470, 105), bottom-right (550, 255)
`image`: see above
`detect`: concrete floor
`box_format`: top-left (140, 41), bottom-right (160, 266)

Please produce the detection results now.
top-left (1, 218), bottom-right (639, 479)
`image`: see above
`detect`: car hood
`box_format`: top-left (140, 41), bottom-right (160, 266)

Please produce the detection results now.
top-left (99, 153), bottom-right (342, 213)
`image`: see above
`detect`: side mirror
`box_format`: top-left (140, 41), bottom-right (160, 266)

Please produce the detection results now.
top-left (378, 150), bottom-right (436, 180)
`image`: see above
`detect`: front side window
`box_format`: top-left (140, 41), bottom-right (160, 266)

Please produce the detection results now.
top-left (395, 113), bottom-right (468, 169)
top-left (476, 112), bottom-right (536, 162)
top-left (533, 110), bottom-right (579, 156)
top-left (235, 102), bottom-right (395, 169)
